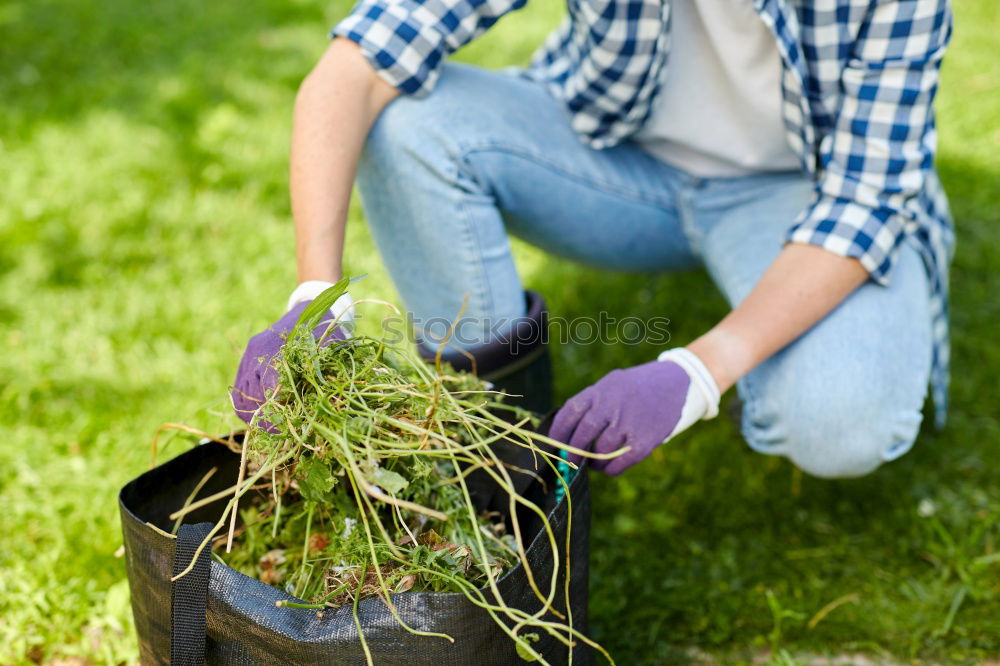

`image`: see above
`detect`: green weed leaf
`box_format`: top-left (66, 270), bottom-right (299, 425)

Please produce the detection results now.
top-left (293, 277), bottom-right (351, 332)
top-left (514, 632), bottom-right (540, 661)
top-left (372, 467), bottom-right (409, 495)
top-left (297, 457), bottom-right (337, 504)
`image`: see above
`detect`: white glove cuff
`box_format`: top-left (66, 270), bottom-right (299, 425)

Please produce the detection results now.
top-left (657, 347), bottom-right (721, 420)
top-left (287, 280), bottom-right (355, 325)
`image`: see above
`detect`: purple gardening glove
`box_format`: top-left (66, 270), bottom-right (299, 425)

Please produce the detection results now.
top-left (550, 348), bottom-right (720, 476)
top-left (232, 286), bottom-right (353, 430)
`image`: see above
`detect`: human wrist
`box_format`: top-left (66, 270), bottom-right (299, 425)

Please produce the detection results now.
top-left (295, 245), bottom-right (343, 285)
top-left (686, 328), bottom-right (753, 395)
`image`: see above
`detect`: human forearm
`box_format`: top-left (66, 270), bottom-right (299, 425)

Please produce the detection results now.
top-left (688, 243), bottom-right (868, 393)
top-left (290, 38), bottom-right (398, 284)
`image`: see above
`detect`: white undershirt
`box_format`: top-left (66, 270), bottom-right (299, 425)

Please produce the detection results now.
top-left (634, 0), bottom-right (800, 177)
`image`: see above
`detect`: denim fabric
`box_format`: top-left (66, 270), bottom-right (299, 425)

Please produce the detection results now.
top-left (356, 64), bottom-right (931, 478)
top-left (335, 0), bottom-right (955, 429)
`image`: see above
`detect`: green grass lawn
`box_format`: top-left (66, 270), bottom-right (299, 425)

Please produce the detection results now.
top-left (1, 0), bottom-right (997, 663)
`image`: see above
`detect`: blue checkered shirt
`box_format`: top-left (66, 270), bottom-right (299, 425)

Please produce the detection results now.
top-left (334, 0), bottom-right (955, 425)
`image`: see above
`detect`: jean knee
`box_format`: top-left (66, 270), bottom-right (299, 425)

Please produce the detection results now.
top-left (789, 423), bottom-right (910, 480)
top-left (744, 390), bottom-right (924, 479)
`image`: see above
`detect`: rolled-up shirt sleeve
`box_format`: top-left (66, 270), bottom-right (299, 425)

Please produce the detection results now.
top-left (786, 0), bottom-right (952, 284)
top-left (332, 0), bottom-right (527, 97)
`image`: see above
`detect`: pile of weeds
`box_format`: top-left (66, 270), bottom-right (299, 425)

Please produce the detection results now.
top-left (166, 281), bottom-right (614, 664)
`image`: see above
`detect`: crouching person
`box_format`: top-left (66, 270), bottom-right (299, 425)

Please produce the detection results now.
top-left (234, 0), bottom-right (954, 479)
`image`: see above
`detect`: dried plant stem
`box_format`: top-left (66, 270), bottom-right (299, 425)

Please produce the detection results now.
top-left (150, 423), bottom-right (238, 468)
top-left (226, 437), bottom-right (249, 552)
top-left (172, 448), bottom-right (296, 581)
top-left (296, 503), bottom-right (314, 598)
top-left (167, 484), bottom-right (243, 521)
top-left (172, 466), bottom-right (218, 535)
top-left (275, 600), bottom-right (324, 609)
top-left (352, 562), bottom-right (374, 666)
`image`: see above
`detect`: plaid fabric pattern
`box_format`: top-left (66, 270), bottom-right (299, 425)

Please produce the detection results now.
top-left (334, 0), bottom-right (526, 95)
top-left (333, 0), bottom-right (955, 425)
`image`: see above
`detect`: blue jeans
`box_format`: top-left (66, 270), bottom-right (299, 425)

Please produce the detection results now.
top-left (357, 64), bottom-right (932, 479)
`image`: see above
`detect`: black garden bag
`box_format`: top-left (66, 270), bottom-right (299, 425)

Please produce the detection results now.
top-left (119, 428), bottom-right (591, 665)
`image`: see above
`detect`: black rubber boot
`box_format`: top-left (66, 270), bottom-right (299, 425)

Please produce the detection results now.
top-left (417, 291), bottom-right (553, 414)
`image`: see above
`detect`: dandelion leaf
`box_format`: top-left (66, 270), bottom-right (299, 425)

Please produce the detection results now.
top-left (298, 457), bottom-right (337, 503)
